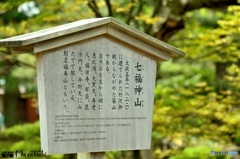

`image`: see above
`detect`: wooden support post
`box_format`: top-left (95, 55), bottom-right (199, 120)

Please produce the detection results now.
top-left (77, 152), bottom-right (105, 159)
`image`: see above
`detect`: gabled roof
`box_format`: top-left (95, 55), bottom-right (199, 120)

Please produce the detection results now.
top-left (0, 17), bottom-right (184, 61)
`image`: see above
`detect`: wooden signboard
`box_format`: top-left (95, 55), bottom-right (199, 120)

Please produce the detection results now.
top-left (0, 17), bottom-right (184, 155)
top-left (37, 36), bottom-right (156, 154)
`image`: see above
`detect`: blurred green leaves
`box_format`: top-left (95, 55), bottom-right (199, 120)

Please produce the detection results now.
top-left (153, 4), bottom-right (240, 159)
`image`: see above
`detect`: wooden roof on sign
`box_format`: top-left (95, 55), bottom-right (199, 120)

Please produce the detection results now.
top-left (0, 17), bottom-right (184, 61)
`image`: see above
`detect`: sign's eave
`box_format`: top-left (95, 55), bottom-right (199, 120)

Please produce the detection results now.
top-left (0, 17), bottom-right (112, 47)
top-left (0, 17), bottom-right (185, 58)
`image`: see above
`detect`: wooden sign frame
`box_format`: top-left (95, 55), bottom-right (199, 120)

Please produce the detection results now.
top-left (0, 17), bottom-right (184, 157)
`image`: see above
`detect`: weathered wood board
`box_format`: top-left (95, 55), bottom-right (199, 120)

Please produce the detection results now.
top-left (37, 36), bottom-right (157, 154)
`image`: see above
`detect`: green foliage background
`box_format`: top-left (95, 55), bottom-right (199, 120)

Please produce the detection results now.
top-left (152, 6), bottom-right (240, 159)
top-left (0, 0), bottom-right (239, 159)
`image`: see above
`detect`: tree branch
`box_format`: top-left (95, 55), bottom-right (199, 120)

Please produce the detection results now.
top-left (183, 0), bottom-right (238, 12)
top-left (88, 0), bottom-right (103, 17)
top-left (149, 0), bottom-right (238, 41)
top-left (133, 1), bottom-right (144, 29)
top-left (126, 0), bottom-right (135, 25)
top-left (136, 1), bottom-right (143, 16)
top-left (145, 0), bottom-right (163, 34)
top-left (105, 0), bottom-right (113, 16)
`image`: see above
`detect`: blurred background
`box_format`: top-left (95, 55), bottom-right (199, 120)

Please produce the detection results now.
top-left (0, 0), bottom-right (240, 159)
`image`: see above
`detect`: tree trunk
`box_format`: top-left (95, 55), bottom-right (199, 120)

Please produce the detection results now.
top-left (215, 62), bottom-right (230, 91)
top-left (3, 77), bottom-right (20, 127)
top-left (216, 62), bottom-right (229, 79)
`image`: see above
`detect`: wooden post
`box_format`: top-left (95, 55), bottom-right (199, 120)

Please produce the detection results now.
top-left (77, 152), bottom-right (105, 159)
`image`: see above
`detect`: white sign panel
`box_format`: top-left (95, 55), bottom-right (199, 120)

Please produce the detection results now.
top-left (37, 36), bottom-right (156, 154)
